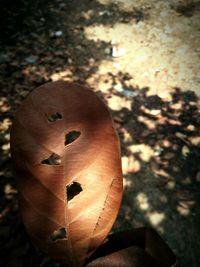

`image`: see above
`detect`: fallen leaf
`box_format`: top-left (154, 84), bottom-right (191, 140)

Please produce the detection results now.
top-left (10, 81), bottom-right (123, 267)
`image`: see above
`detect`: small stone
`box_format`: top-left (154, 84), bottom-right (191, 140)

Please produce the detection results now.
top-left (50, 31), bottom-right (63, 38)
top-left (54, 30), bottom-right (63, 37)
top-left (123, 89), bottom-right (138, 98)
top-left (99, 10), bottom-right (111, 16)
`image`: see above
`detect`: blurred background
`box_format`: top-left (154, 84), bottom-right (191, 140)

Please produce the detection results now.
top-left (0, 0), bottom-right (200, 266)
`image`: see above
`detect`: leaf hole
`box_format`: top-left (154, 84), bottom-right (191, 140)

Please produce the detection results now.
top-left (49, 228), bottom-right (67, 242)
top-left (41, 153), bottom-right (61, 165)
top-left (66, 182), bottom-right (83, 201)
top-left (48, 112), bottom-right (62, 122)
top-left (65, 131), bottom-right (81, 145)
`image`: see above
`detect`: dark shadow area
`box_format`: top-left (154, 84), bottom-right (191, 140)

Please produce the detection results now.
top-left (171, 1), bottom-right (200, 17)
top-left (0, 0), bottom-right (62, 45)
top-left (85, 228), bottom-right (176, 267)
top-left (0, 217), bottom-right (65, 267)
top-left (0, 0), bottom-right (148, 45)
top-left (107, 78), bottom-right (200, 267)
top-left (0, 0), bottom-right (200, 267)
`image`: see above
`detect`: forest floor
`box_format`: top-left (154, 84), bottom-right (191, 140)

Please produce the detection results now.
top-left (0, 0), bottom-right (200, 266)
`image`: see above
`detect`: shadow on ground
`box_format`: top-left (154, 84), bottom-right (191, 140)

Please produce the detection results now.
top-left (108, 81), bottom-right (200, 267)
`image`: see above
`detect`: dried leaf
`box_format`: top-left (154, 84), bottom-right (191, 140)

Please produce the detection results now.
top-left (10, 81), bottom-right (123, 267)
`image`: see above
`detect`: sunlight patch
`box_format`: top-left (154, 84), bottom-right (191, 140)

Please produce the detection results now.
top-left (107, 95), bottom-right (132, 111)
top-left (50, 69), bottom-right (73, 82)
top-left (128, 144), bottom-right (154, 162)
top-left (147, 211), bottom-right (165, 226)
top-left (123, 178), bottom-right (132, 188)
top-left (122, 155), bottom-right (140, 175)
top-left (136, 192), bottom-right (149, 211)
top-left (176, 201), bottom-right (195, 216)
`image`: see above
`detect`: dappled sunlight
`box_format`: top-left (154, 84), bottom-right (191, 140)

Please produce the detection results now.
top-left (128, 144), bottom-right (154, 162)
top-left (50, 69), bottom-right (73, 81)
top-left (22, 65), bottom-right (50, 85)
top-left (84, 4), bottom-right (200, 94)
top-left (111, 85), bottom-right (200, 175)
top-left (0, 101), bottom-right (12, 174)
top-left (151, 166), bottom-right (170, 179)
top-left (107, 95), bottom-right (132, 111)
top-left (136, 192), bottom-right (150, 211)
top-left (147, 211), bottom-right (165, 227)
top-left (1, 143), bottom-right (10, 153)
top-left (176, 200), bottom-right (195, 216)
top-left (188, 136), bottom-right (200, 146)
top-left (0, 98), bottom-right (11, 113)
top-left (0, 127), bottom-right (14, 222)
top-left (123, 178), bottom-right (132, 188)
top-left (165, 180), bottom-right (176, 190)
top-left (4, 184), bottom-right (17, 200)
top-left (137, 115), bottom-right (157, 129)
top-left (0, 0), bottom-right (200, 266)
top-left (122, 155), bottom-right (141, 175)
top-left (111, 83), bottom-right (200, 267)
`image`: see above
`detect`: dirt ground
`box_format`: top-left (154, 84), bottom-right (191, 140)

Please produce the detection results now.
top-left (0, 0), bottom-right (200, 266)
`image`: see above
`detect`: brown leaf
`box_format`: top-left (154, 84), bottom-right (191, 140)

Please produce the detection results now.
top-left (10, 81), bottom-right (123, 267)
